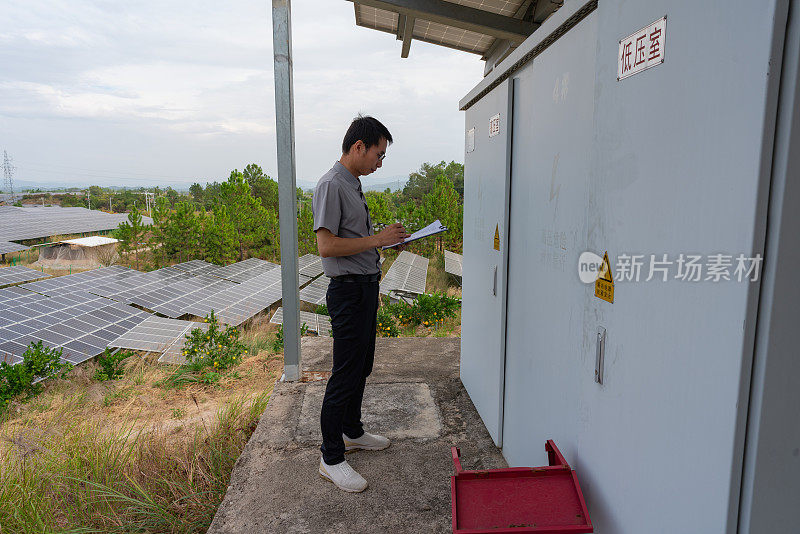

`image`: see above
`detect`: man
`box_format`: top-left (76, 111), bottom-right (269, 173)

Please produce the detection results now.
top-left (312, 115), bottom-right (410, 492)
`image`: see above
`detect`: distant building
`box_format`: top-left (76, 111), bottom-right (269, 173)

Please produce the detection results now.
top-left (37, 236), bottom-right (119, 269)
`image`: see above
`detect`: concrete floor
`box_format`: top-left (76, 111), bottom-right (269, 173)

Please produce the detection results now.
top-left (208, 336), bottom-right (507, 533)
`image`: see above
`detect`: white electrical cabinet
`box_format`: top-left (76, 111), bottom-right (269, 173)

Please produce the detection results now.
top-left (459, 0), bottom-right (800, 532)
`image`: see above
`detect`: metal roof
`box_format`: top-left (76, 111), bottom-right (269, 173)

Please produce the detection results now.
top-left (349, 0), bottom-right (562, 59)
top-left (58, 236), bottom-right (119, 247)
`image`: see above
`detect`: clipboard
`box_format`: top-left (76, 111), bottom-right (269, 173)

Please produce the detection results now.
top-left (382, 219), bottom-right (448, 250)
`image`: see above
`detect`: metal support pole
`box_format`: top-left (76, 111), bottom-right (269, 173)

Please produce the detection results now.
top-left (272, 0), bottom-right (301, 381)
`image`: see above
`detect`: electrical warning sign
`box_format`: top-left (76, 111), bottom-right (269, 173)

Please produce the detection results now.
top-left (595, 251), bottom-right (614, 303)
top-left (493, 224), bottom-right (500, 251)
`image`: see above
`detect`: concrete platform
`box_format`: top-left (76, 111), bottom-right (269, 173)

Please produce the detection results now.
top-left (209, 336), bottom-right (507, 533)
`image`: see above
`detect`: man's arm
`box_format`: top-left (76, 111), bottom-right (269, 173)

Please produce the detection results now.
top-left (316, 223), bottom-right (410, 258)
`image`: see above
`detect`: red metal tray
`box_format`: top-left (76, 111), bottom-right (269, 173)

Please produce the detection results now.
top-left (451, 440), bottom-right (593, 534)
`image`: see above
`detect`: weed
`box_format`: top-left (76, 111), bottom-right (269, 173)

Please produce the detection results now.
top-left (314, 304), bottom-right (329, 316)
top-left (271, 322), bottom-right (309, 352)
top-left (171, 408), bottom-right (186, 419)
top-left (93, 348), bottom-right (130, 381)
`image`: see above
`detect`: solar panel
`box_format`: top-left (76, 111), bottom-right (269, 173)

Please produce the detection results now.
top-left (298, 254), bottom-right (324, 280)
top-left (299, 275), bottom-right (330, 306)
top-left (444, 250), bottom-right (463, 278)
top-left (0, 266), bottom-right (51, 288)
top-left (109, 315), bottom-right (209, 364)
top-left (170, 259), bottom-right (223, 276)
top-left (22, 265), bottom-right (134, 296)
top-left (0, 241), bottom-right (28, 255)
top-left (269, 307), bottom-right (331, 337)
top-left (380, 251), bottom-right (429, 298)
top-left (213, 257), bottom-right (279, 283)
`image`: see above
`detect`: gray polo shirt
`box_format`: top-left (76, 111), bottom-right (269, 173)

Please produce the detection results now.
top-left (312, 161), bottom-right (381, 277)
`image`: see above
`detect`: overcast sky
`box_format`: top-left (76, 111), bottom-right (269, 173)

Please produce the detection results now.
top-left (0, 1), bottom-right (485, 189)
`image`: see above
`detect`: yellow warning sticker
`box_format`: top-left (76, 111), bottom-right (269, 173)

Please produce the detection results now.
top-left (595, 251), bottom-right (614, 303)
top-left (493, 224), bottom-right (500, 251)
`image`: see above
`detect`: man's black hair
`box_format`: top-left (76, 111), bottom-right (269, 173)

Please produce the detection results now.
top-left (341, 115), bottom-right (393, 154)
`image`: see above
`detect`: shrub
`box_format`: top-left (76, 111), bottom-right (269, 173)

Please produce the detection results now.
top-left (0, 341), bottom-right (72, 411)
top-left (93, 348), bottom-right (130, 381)
top-left (314, 304), bottom-right (329, 316)
top-left (165, 311), bottom-right (246, 387)
top-left (384, 292), bottom-right (461, 329)
top-left (377, 307), bottom-right (400, 337)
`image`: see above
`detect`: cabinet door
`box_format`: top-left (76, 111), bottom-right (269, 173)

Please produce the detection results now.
top-left (461, 79), bottom-right (513, 446)
top-left (502, 12), bottom-right (597, 468)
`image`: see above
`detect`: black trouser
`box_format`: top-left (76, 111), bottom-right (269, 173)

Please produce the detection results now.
top-left (320, 277), bottom-right (379, 465)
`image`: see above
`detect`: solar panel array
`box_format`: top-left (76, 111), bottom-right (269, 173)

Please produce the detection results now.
top-left (0, 206), bottom-right (153, 243)
top-left (380, 251), bottom-right (428, 298)
top-left (0, 287), bottom-right (149, 365)
top-left (0, 266), bottom-right (51, 288)
top-left (109, 316), bottom-right (209, 364)
top-left (270, 307), bottom-right (332, 337)
top-left (1, 253), bottom-right (327, 367)
top-left (444, 250), bottom-right (463, 278)
top-left (299, 275), bottom-right (330, 306)
top-left (0, 241), bottom-right (28, 255)
top-left (185, 268), bottom-right (284, 326)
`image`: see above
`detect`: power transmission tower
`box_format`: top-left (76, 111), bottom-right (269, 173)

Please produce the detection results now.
top-left (2, 151), bottom-right (15, 202)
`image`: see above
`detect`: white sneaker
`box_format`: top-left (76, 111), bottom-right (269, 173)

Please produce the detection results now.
top-left (343, 431), bottom-right (391, 451)
top-left (319, 458), bottom-right (368, 493)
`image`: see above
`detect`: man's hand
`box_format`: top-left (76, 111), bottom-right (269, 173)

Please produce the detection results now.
top-left (374, 223), bottom-right (411, 248)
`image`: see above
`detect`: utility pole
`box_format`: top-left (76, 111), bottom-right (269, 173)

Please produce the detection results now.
top-left (86, 188), bottom-right (91, 210)
top-left (273, 0), bottom-right (301, 381)
top-left (2, 151), bottom-right (14, 202)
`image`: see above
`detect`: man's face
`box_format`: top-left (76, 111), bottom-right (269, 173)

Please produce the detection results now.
top-left (356, 137), bottom-right (387, 176)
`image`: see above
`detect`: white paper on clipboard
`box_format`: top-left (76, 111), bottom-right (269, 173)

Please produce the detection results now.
top-left (382, 219), bottom-right (448, 250)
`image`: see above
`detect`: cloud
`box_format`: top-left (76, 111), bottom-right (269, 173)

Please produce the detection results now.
top-left (0, 0), bottom-right (484, 187)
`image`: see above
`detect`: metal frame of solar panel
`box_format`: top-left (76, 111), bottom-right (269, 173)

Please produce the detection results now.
top-left (109, 315), bottom-right (209, 364)
top-left (270, 307), bottom-right (331, 337)
top-left (0, 287), bottom-right (149, 366)
top-left (0, 265), bottom-right (52, 288)
top-left (380, 250), bottom-right (428, 297)
top-left (444, 250), bottom-right (463, 278)
top-left (299, 275), bottom-right (330, 305)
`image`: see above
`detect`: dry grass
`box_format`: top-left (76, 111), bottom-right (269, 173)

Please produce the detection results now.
top-left (0, 344), bottom-right (283, 532)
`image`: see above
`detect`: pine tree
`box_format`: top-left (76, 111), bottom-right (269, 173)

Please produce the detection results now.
top-left (115, 206), bottom-right (145, 270)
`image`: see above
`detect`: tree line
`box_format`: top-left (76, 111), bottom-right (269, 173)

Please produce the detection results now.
top-left (114, 161), bottom-right (463, 269)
